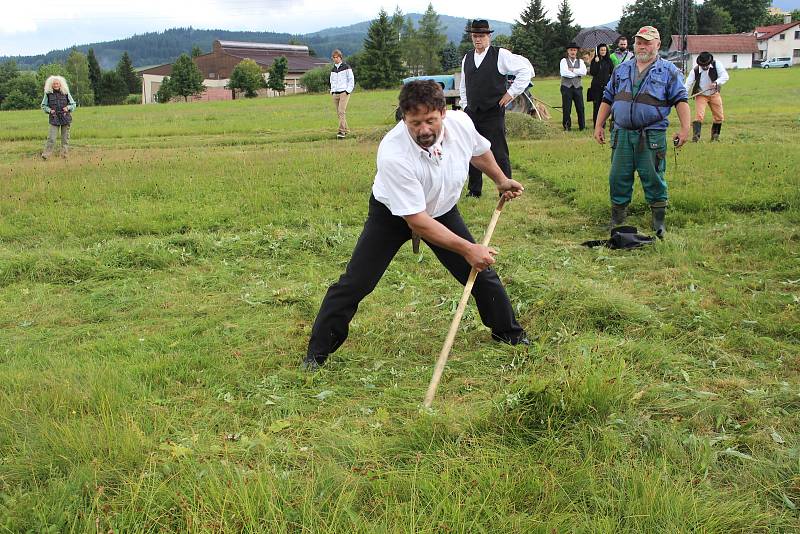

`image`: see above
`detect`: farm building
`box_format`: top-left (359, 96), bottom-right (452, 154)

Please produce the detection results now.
top-left (140, 40), bottom-right (329, 103)
top-left (753, 18), bottom-right (800, 65)
top-left (669, 34), bottom-right (759, 69)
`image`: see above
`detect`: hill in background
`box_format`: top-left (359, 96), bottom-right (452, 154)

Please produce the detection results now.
top-left (1, 15), bottom-right (513, 71)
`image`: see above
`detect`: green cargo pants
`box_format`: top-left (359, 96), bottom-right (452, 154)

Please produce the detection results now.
top-left (609, 128), bottom-right (668, 207)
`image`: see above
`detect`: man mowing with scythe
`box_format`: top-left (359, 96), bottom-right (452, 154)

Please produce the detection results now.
top-left (302, 80), bottom-right (528, 371)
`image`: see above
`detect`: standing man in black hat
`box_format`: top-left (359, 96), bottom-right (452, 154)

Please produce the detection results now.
top-left (560, 42), bottom-right (587, 131)
top-left (459, 19), bottom-right (533, 198)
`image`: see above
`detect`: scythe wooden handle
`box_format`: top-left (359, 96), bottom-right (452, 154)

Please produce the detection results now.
top-left (423, 196), bottom-right (507, 408)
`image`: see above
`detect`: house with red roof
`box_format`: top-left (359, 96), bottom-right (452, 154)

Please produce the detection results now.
top-left (753, 18), bottom-right (800, 65)
top-left (140, 40), bottom-right (329, 103)
top-left (669, 34), bottom-right (760, 69)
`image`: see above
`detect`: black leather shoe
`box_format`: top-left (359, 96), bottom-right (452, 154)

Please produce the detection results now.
top-left (466, 191), bottom-right (481, 198)
top-left (300, 354), bottom-right (326, 371)
top-left (492, 333), bottom-right (530, 346)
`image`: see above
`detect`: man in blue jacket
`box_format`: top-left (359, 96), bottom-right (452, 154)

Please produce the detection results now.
top-left (592, 25), bottom-right (690, 237)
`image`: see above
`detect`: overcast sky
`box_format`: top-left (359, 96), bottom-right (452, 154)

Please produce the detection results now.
top-left (1, 0), bottom-right (635, 56)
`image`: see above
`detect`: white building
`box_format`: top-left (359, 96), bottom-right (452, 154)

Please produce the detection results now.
top-left (753, 20), bottom-right (800, 65)
top-left (669, 34), bottom-right (759, 69)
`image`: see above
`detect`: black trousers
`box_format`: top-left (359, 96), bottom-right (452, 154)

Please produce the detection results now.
top-left (560, 85), bottom-right (585, 131)
top-left (465, 106), bottom-right (511, 197)
top-left (307, 195), bottom-right (525, 360)
top-left (591, 90), bottom-right (607, 128)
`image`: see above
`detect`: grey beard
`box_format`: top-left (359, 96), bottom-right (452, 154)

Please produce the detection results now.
top-left (636, 51), bottom-right (657, 62)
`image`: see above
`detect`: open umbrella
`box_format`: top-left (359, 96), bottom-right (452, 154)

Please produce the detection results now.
top-left (572, 26), bottom-right (620, 50)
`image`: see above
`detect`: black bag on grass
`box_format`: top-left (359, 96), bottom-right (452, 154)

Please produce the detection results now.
top-left (581, 226), bottom-right (655, 250)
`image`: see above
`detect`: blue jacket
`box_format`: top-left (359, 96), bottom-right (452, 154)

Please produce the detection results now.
top-left (602, 58), bottom-right (687, 131)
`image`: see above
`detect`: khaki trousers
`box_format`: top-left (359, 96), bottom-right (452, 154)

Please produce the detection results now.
top-left (44, 124), bottom-right (70, 156)
top-left (332, 92), bottom-right (350, 134)
top-left (694, 92), bottom-right (724, 123)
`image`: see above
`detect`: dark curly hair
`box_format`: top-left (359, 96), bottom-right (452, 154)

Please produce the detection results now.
top-left (398, 80), bottom-right (446, 117)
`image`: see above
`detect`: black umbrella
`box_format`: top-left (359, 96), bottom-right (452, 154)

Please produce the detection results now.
top-left (572, 26), bottom-right (620, 50)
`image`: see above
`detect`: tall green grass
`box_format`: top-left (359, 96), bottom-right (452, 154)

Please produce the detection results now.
top-left (1, 68), bottom-right (798, 531)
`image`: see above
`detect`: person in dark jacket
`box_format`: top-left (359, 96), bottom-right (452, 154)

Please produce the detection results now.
top-left (588, 43), bottom-right (614, 129)
top-left (40, 76), bottom-right (76, 159)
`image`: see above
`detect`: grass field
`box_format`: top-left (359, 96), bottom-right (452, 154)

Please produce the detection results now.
top-left (1, 67), bottom-right (799, 532)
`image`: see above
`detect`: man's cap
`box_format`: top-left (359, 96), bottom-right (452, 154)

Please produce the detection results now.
top-left (697, 51), bottom-right (714, 66)
top-left (566, 41), bottom-right (579, 50)
top-left (468, 19), bottom-right (494, 33)
top-left (635, 25), bottom-right (660, 41)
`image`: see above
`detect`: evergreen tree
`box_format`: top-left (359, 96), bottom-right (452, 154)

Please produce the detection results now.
top-left (548, 0), bottom-right (580, 70)
top-left (98, 70), bottom-right (129, 105)
top-left (511, 0), bottom-right (551, 75)
top-left (440, 42), bottom-right (461, 72)
top-left (191, 45), bottom-right (202, 57)
top-left (359, 9), bottom-right (405, 89)
top-left (697, 3), bottom-right (733, 34)
top-left (617, 0), bottom-right (669, 48)
top-left (117, 52), bottom-right (141, 94)
top-left (267, 56), bottom-right (288, 93)
top-left (493, 35), bottom-right (513, 49)
top-left (458, 20), bottom-right (474, 59)
top-left (400, 17), bottom-right (424, 76)
top-left (0, 73), bottom-right (38, 110)
top-left (65, 49), bottom-right (93, 106)
top-left (169, 53), bottom-right (204, 101)
top-left (155, 76), bottom-right (174, 103)
top-left (228, 58), bottom-right (265, 97)
top-left (706, 0), bottom-right (770, 32)
top-left (417, 3), bottom-right (447, 75)
top-left (87, 48), bottom-right (102, 104)
top-left (0, 60), bottom-right (20, 107)
top-left (391, 7), bottom-right (405, 39)
top-left (666, 0), bottom-right (697, 49)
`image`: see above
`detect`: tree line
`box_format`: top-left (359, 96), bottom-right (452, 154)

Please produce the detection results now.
top-left (344, 0), bottom-right (787, 90)
top-left (0, 50), bottom-right (142, 111)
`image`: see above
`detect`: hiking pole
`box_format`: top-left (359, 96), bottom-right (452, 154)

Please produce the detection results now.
top-left (423, 196), bottom-right (507, 409)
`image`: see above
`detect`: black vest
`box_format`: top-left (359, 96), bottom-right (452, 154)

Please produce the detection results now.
top-left (47, 91), bottom-right (72, 126)
top-left (464, 46), bottom-right (507, 112)
top-left (692, 63), bottom-right (718, 96)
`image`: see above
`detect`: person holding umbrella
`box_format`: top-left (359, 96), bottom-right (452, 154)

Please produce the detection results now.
top-left (588, 43), bottom-right (614, 129)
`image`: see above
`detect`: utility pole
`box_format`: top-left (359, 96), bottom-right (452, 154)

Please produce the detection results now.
top-left (678, 0), bottom-right (690, 74)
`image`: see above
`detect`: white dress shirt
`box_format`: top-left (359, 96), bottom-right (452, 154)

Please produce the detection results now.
top-left (559, 57), bottom-right (587, 78)
top-left (459, 48), bottom-right (534, 109)
top-left (372, 110), bottom-right (491, 218)
top-left (684, 60), bottom-right (729, 96)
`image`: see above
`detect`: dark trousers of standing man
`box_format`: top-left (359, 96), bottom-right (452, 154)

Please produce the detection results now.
top-left (560, 85), bottom-right (585, 131)
top-left (465, 106), bottom-right (511, 197)
top-left (306, 195), bottom-right (526, 361)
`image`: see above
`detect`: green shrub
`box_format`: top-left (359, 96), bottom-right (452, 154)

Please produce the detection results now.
top-left (299, 66), bottom-right (331, 93)
top-left (124, 94), bottom-right (142, 105)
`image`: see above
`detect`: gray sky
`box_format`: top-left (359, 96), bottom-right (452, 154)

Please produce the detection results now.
top-left (1, 0), bottom-right (630, 56)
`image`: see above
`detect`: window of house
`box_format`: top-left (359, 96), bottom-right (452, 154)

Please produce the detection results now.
top-left (780, 34), bottom-right (786, 40)
top-left (794, 49), bottom-right (800, 58)
top-left (209, 72), bottom-right (216, 79)
top-left (795, 31), bottom-right (800, 39)
top-left (732, 54), bottom-right (738, 63)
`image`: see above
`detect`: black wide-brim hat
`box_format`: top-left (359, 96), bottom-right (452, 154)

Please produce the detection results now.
top-left (566, 41), bottom-right (580, 50)
top-left (468, 19), bottom-right (494, 33)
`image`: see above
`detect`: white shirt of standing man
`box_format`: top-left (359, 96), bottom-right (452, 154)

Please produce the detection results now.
top-left (458, 33), bottom-right (534, 110)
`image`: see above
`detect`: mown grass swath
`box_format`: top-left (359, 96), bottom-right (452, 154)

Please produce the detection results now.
top-left (1, 68), bottom-right (799, 531)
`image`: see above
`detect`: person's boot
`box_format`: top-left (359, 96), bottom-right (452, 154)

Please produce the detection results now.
top-left (691, 121), bottom-right (702, 142)
top-left (610, 203), bottom-right (628, 229)
top-left (651, 205), bottom-right (666, 239)
top-left (711, 122), bottom-right (722, 142)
